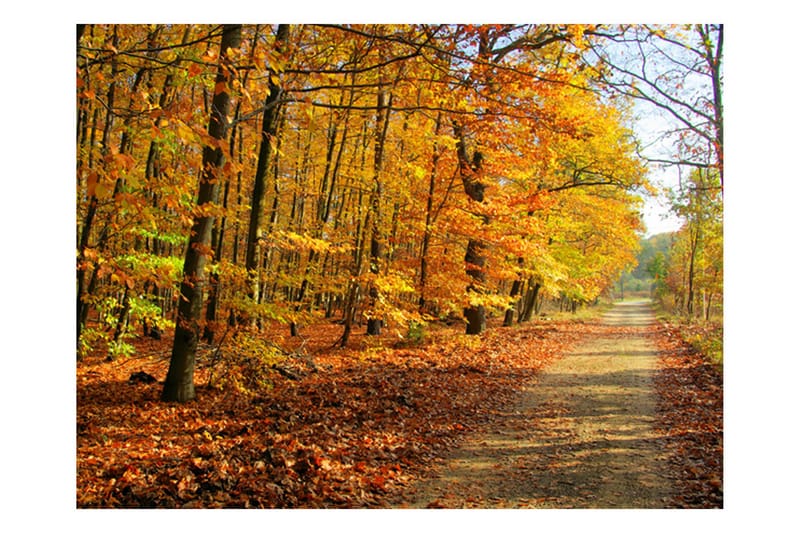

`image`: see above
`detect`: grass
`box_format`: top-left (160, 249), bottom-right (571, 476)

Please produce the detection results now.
top-left (649, 299), bottom-right (723, 369)
top-left (684, 323), bottom-right (723, 367)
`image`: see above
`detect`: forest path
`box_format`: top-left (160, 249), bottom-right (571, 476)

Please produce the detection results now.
top-left (397, 300), bottom-right (673, 508)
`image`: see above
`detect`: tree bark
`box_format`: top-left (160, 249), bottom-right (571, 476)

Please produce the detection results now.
top-left (419, 112), bottom-right (443, 312)
top-left (697, 24), bottom-right (724, 190)
top-left (503, 257), bottom-right (525, 326)
top-left (162, 24), bottom-right (242, 403)
top-left (203, 26), bottom-right (261, 342)
top-left (454, 122), bottom-right (488, 335)
top-left (244, 24), bottom-right (289, 327)
top-left (686, 224), bottom-right (700, 317)
top-left (518, 280), bottom-right (540, 323)
top-left (366, 90), bottom-right (391, 336)
top-left (113, 286), bottom-right (132, 342)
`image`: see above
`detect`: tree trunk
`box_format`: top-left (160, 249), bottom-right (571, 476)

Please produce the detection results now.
top-left (244, 24), bottom-right (289, 328)
top-left (419, 112), bottom-right (443, 312)
top-left (518, 281), bottom-right (540, 323)
top-left (201, 122), bottom-right (235, 343)
top-left (113, 286), bottom-right (131, 342)
top-left (503, 257), bottom-right (525, 326)
top-left (454, 122), bottom-right (488, 335)
top-left (463, 238), bottom-right (488, 335)
top-left (697, 24), bottom-right (724, 191)
top-left (503, 279), bottom-right (522, 327)
top-left (686, 224), bottom-right (700, 317)
top-left (339, 148), bottom-right (369, 347)
top-left (162, 24), bottom-right (242, 403)
top-left (366, 90), bottom-right (391, 336)
top-left (203, 27), bottom-right (259, 342)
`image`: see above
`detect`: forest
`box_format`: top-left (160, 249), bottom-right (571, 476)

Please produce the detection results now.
top-left (75, 24), bottom-right (723, 509)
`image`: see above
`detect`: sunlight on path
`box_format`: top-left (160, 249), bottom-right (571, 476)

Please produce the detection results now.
top-left (402, 300), bottom-right (672, 508)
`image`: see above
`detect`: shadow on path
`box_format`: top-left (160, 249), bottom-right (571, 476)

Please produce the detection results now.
top-left (400, 299), bottom-right (673, 508)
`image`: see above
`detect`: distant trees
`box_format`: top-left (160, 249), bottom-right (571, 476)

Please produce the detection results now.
top-left (617, 233), bottom-right (671, 299)
top-left (658, 167), bottom-right (722, 319)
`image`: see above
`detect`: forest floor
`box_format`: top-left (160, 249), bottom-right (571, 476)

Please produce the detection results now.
top-left (76, 300), bottom-right (722, 508)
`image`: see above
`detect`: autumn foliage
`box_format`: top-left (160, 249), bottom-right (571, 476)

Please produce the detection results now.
top-left (75, 24), bottom-right (725, 509)
top-left (76, 24), bottom-right (647, 371)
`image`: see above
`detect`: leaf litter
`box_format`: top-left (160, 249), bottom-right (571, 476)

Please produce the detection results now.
top-left (77, 311), bottom-right (722, 508)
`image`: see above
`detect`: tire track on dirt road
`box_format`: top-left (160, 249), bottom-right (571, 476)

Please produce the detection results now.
top-left (400, 300), bottom-right (673, 508)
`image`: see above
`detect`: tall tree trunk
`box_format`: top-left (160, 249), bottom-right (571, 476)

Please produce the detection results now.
top-left (453, 122), bottom-right (488, 335)
top-left (229, 137), bottom-right (244, 332)
top-left (686, 224), bottom-right (700, 317)
top-left (418, 112), bottom-right (443, 312)
top-left (162, 24), bottom-right (242, 403)
top-left (244, 24), bottom-right (289, 328)
top-left (203, 26), bottom-right (260, 342)
top-left (366, 90), bottom-right (391, 336)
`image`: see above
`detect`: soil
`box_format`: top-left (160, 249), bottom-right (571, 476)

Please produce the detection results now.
top-left (396, 300), bottom-right (672, 508)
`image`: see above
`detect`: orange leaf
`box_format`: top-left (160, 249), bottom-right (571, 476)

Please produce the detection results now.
top-left (187, 62), bottom-right (203, 79)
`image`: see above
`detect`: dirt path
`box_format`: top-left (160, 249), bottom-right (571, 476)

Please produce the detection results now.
top-left (399, 300), bottom-right (672, 508)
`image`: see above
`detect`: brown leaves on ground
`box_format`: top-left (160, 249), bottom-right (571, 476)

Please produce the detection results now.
top-left (77, 319), bottom-right (582, 508)
top-left (77, 313), bottom-right (723, 509)
top-left (653, 320), bottom-right (723, 508)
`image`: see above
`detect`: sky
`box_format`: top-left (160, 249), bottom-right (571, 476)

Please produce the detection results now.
top-left (635, 116), bottom-right (686, 238)
top-left (641, 180), bottom-right (684, 237)
top-left (635, 99), bottom-right (686, 238)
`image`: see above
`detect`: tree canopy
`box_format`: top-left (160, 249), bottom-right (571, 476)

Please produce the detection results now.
top-left (75, 24), bottom-right (721, 401)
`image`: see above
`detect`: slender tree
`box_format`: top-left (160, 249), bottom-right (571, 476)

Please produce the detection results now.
top-left (454, 124), bottom-right (489, 334)
top-left (243, 24), bottom-right (290, 328)
top-left (163, 24), bottom-right (242, 403)
top-left (366, 90), bottom-right (391, 335)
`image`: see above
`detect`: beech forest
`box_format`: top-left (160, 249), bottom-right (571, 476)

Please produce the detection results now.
top-left (75, 24), bottom-right (724, 510)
